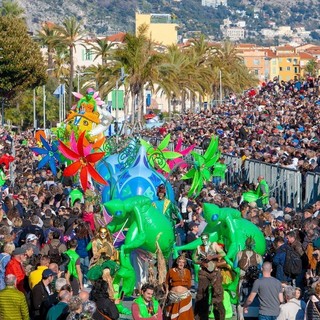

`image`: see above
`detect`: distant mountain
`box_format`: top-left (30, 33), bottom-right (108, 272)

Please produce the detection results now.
top-left (17, 0), bottom-right (320, 43)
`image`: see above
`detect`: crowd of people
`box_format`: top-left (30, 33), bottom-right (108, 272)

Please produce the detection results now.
top-left (143, 77), bottom-right (320, 174)
top-left (0, 76), bottom-right (319, 319)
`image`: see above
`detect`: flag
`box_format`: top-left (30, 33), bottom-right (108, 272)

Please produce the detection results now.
top-left (53, 84), bottom-right (65, 98)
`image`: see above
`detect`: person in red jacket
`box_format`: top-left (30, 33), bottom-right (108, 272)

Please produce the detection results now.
top-left (5, 247), bottom-right (27, 293)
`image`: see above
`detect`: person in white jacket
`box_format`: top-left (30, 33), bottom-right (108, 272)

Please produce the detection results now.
top-left (277, 285), bottom-right (305, 320)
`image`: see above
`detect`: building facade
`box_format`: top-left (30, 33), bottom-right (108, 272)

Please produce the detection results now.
top-left (135, 13), bottom-right (178, 46)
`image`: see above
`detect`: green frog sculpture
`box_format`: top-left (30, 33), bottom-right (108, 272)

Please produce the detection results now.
top-left (104, 195), bottom-right (175, 295)
top-left (173, 203), bottom-right (266, 300)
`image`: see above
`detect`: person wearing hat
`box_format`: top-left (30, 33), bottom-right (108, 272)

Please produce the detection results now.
top-left (19, 215), bottom-right (45, 246)
top-left (0, 274), bottom-right (29, 320)
top-left (5, 246), bottom-right (27, 293)
top-left (25, 233), bottom-right (40, 255)
top-left (31, 268), bottom-right (57, 320)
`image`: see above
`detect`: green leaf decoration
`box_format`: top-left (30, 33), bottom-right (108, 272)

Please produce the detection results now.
top-left (140, 135), bottom-right (181, 173)
top-left (157, 134), bottom-right (171, 150)
top-left (183, 136), bottom-right (221, 197)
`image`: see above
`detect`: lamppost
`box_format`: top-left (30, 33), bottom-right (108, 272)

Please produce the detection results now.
top-left (115, 67), bottom-right (127, 142)
top-left (43, 68), bottom-right (55, 130)
top-left (1, 98), bottom-right (4, 127)
top-left (76, 71), bottom-right (96, 92)
top-left (33, 89), bottom-right (36, 129)
top-left (219, 69), bottom-right (223, 104)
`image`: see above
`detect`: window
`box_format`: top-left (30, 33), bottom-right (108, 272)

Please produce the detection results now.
top-left (287, 58), bottom-right (292, 63)
top-left (293, 59), bottom-right (298, 64)
top-left (254, 69), bottom-right (259, 75)
top-left (294, 67), bottom-right (299, 73)
top-left (253, 59), bottom-right (260, 65)
top-left (279, 67), bottom-right (283, 71)
top-left (286, 66), bottom-right (290, 71)
top-left (82, 49), bottom-right (93, 61)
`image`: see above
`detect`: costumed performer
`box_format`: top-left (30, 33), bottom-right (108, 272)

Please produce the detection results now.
top-left (164, 254), bottom-right (194, 320)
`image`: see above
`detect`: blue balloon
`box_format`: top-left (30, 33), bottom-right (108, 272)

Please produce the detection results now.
top-left (97, 146), bottom-right (175, 203)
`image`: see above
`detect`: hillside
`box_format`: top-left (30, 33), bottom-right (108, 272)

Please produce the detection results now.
top-left (16, 0), bottom-right (320, 42)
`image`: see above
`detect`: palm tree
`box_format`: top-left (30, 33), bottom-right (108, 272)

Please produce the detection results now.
top-left (36, 21), bottom-right (59, 73)
top-left (156, 45), bottom-right (182, 117)
top-left (89, 38), bottom-right (116, 67)
top-left (305, 59), bottom-right (318, 77)
top-left (187, 36), bottom-right (215, 111)
top-left (211, 41), bottom-right (257, 98)
top-left (53, 17), bottom-right (85, 107)
top-left (113, 24), bottom-right (165, 127)
top-left (0, 0), bottom-right (24, 18)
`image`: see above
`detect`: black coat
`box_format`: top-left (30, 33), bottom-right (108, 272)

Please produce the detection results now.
top-left (92, 296), bottom-right (119, 320)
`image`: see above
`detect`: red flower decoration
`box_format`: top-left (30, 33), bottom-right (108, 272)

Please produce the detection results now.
top-left (58, 132), bottom-right (107, 191)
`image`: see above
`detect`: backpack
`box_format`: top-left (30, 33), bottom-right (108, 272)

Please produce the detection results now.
top-left (48, 243), bottom-right (63, 265)
top-left (284, 245), bottom-right (302, 277)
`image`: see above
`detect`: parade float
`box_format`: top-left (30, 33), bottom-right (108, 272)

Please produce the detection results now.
top-left (30, 88), bottom-right (266, 318)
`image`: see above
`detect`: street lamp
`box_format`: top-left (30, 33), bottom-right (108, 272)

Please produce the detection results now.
top-left (43, 68), bottom-right (55, 130)
top-left (115, 67), bottom-right (128, 142)
top-left (219, 69), bottom-right (223, 104)
top-left (76, 71), bottom-right (96, 92)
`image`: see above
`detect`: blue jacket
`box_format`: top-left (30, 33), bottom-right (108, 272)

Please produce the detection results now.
top-left (273, 243), bottom-right (291, 282)
top-left (76, 237), bottom-right (90, 258)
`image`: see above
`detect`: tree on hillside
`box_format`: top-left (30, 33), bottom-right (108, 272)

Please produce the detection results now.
top-left (0, 16), bottom-right (47, 101)
top-left (0, 0), bottom-right (24, 18)
top-left (53, 17), bottom-right (85, 108)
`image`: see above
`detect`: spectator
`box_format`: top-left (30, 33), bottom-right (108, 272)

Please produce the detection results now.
top-left (273, 236), bottom-right (292, 284)
top-left (41, 230), bottom-right (67, 264)
top-left (90, 278), bottom-right (119, 320)
top-left (305, 282), bottom-right (320, 319)
top-left (31, 268), bottom-right (57, 319)
top-left (0, 242), bottom-right (15, 290)
top-left (64, 239), bottom-right (83, 294)
top-left (29, 255), bottom-right (51, 289)
top-left (66, 295), bottom-right (83, 320)
top-left (243, 261), bottom-right (283, 319)
top-left (277, 285), bottom-right (305, 320)
top-left (0, 274), bottom-right (29, 320)
top-left (46, 289), bottom-right (71, 320)
top-left (5, 246), bottom-right (27, 293)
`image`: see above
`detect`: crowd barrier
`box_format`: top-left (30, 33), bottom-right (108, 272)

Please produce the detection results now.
top-left (143, 137), bottom-right (320, 210)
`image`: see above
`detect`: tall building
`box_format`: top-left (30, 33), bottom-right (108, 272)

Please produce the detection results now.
top-left (135, 13), bottom-right (179, 46)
